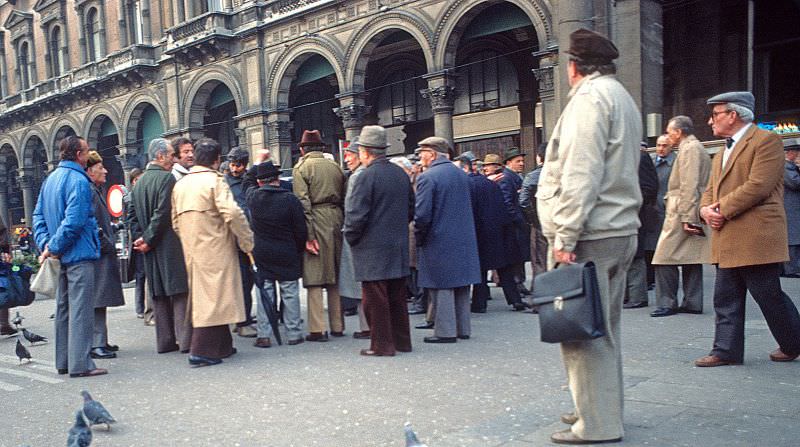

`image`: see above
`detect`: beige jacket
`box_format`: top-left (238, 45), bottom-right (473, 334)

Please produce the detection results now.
top-left (536, 72), bottom-right (643, 252)
top-left (652, 135), bottom-right (711, 265)
top-left (172, 166), bottom-right (254, 327)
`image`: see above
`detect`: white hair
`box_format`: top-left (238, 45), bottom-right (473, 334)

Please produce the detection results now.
top-left (726, 103), bottom-right (754, 123)
top-left (148, 138), bottom-right (171, 161)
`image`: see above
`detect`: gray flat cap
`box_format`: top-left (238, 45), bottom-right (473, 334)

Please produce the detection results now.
top-left (454, 151), bottom-right (476, 162)
top-left (417, 136), bottom-right (451, 154)
top-left (706, 91), bottom-right (755, 112)
top-left (784, 137), bottom-right (800, 151)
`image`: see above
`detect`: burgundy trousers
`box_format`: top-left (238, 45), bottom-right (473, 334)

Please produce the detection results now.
top-left (362, 277), bottom-right (412, 355)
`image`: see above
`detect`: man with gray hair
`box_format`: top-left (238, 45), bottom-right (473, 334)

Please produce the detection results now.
top-left (127, 138), bottom-right (193, 354)
top-left (650, 116), bottom-right (711, 317)
top-left (696, 91), bottom-right (800, 367)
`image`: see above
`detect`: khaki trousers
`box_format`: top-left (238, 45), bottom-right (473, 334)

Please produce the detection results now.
top-left (306, 285), bottom-right (343, 333)
top-left (551, 236), bottom-right (636, 441)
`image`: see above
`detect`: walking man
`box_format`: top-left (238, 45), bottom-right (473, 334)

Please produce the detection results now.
top-left (696, 91), bottom-right (800, 367)
top-left (172, 138), bottom-right (254, 367)
top-left (33, 136), bottom-right (106, 378)
top-left (128, 138), bottom-right (193, 354)
top-left (293, 130), bottom-right (346, 341)
top-left (344, 126), bottom-right (414, 356)
top-left (650, 116), bottom-right (711, 317)
top-left (536, 28), bottom-right (642, 444)
top-left (415, 137), bottom-right (480, 344)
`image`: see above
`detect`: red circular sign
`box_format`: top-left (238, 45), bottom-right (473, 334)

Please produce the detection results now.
top-left (106, 184), bottom-right (126, 218)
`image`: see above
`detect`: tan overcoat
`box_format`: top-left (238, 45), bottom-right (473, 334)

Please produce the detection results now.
top-left (172, 166), bottom-right (254, 327)
top-left (700, 125), bottom-right (788, 268)
top-left (652, 135), bottom-right (712, 265)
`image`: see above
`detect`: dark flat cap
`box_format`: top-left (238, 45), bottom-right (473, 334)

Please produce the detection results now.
top-left (454, 151), bottom-right (476, 163)
top-left (565, 28), bottom-right (619, 63)
top-left (227, 147), bottom-right (250, 163)
top-left (706, 91), bottom-right (755, 112)
top-left (503, 147), bottom-right (526, 163)
top-left (784, 137), bottom-right (800, 151)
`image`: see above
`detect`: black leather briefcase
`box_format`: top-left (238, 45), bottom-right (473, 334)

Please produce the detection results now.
top-left (531, 262), bottom-right (605, 343)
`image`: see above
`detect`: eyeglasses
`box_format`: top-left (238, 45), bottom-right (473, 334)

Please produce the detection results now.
top-left (710, 109), bottom-right (733, 119)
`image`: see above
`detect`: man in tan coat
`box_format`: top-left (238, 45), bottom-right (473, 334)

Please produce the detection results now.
top-left (292, 130), bottom-right (346, 342)
top-left (172, 138), bottom-right (254, 367)
top-left (696, 91), bottom-right (800, 367)
top-left (650, 116), bottom-right (711, 317)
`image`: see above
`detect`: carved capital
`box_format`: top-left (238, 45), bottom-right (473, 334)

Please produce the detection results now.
top-left (420, 85), bottom-right (457, 113)
top-left (267, 120), bottom-right (293, 145)
top-left (333, 103), bottom-right (371, 129)
top-left (532, 65), bottom-right (555, 96)
top-left (17, 171), bottom-right (35, 189)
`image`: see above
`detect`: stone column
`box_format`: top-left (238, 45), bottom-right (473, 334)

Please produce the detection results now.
top-left (141, 0), bottom-right (153, 44)
top-left (0, 183), bottom-right (9, 230)
top-left (236, 112), bottom-right (270, 161)
top-left (118, 0), bottom-right (129, 48)
top-left (555, 1), bottom-right (594, 110)
top-left (18, 169), bottom-right (35, 228)
top-left (334, 93), bottom-right (371, 142)
top-left (266, 110), bottom-right (294, 169)
top-left (532, 50), bottom-right (559, 141)
top-left (420, 72), bottom-right (459, 147)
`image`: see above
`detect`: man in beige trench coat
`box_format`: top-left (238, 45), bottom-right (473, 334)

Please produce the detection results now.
top-left (172, 137), bottom-right (254, 367)
top-left (650, 116), bottom-right (711, 317)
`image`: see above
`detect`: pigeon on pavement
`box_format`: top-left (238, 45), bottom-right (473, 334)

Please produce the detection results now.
top-left (22, 328), bottom-right (48, 345)
top-left (404, 422), bottom-right (429, 447)
top-left (81, 390), bottom-right (116, 430)
top-left (67, 410), bottom-right (92, 447)
top-left (15, 338), bottom-right (31, 364)
top-left (11, 311), bottom-right (24, 327)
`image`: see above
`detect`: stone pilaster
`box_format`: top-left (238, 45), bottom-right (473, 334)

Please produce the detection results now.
top-left (18, 169), bottom-right (35, 228)
top-left (334, 93), bottom-right (370, 142)
top-left (532, 48), bottom-right (559, 140)
top-left (266, 110), bottom-right (294, 169)
top-left (420, 72), bottom-right (459, 147)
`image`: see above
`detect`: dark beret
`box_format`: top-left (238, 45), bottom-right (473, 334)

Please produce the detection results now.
top-left (565, 28), bottom-right (619, 63)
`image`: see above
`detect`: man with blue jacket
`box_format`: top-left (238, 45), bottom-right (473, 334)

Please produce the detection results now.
top-left (33, 136), bottom-right (105, 378)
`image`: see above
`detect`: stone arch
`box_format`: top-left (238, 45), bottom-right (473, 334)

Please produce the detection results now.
top-left (344, 11), bottom-right (435, 91)
top-left (182, 67), bottom-right (244, 132)
top-left (122, 91), bottom-right (167, 144)
top-left (20, 129), bottom-right (49, 167)
top-left (83, 104), bottom-right (122, 149)
top-left (434, 0), bottom-right (552, 69)
top-left (0, 142), bottom-right (20, 169)
top-left (49, 116), bottom-right (82, 158)
top-left (267, 37), bottom-right (345, 109)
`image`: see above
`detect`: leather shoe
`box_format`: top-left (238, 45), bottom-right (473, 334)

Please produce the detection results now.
top-left (561, 412), bottom-right (578, 425)
top-left (90, 347), bottom-right (117, 359)
top-left (57, 368), bottom-right (68, 375)
top-left (471, 308), bottom-right (487, 313)
top-left (650, 307), bottom-right (677, 317)
top-left (677, 306), bottom-right (702, 314)
top-left (343, 308), bottom-right (358, 317)
top-left (353, 331), bottom-right (371, 339)
top-left (104, 344), bottom-right (119, 352)
top-left (69, 368), bottom-right (108, 378)
top-left (623, 301), bottom-right (647, 309)
top-left (254, 337), bottom-right (272, 348)
top-left (305, 332), bottom-right (329, 342)
top-left (769, 348), bottom-right (799, 362)
top-left (0, 326), bottom-right (17, 336)
top-left (330, 331), bottom-right (345, 337)
top-left (423, 336), bottom-right (457, 343)
top-left (415, 322), bottom-right (434, 330)
top-left (408, 308), bottom-right (426, 315)
top-left (694, 354), bottom-right (736, 367)
top-left (360, 349), bottom-right (394, 357)
top-left (457, 335), bottom-right (470, 340)
top-left (512, 302), bottom-right (528, 311)
top-left (188, 355), bottom-right (222, 367)
top-left (550, 428), bottom-right (621, 444)
top-left (287, 338), bottom-right (304, 346)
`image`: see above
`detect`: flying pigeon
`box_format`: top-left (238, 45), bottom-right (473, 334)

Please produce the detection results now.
top-left (404, 422), bottom-right (429, 447)
top-left (81, 390), bottom-right (116, 430)
top-left (11, 311), bottom-right (24, 327)
top-left (21, 328), bottom-right (48, 345)
top-left (15, 338), bottom-right (31, 364)
top-left (67, 410), bottom-right (92, 447)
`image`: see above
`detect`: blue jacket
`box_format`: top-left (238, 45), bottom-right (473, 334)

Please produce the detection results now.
top-left (33, 161), bottom-right (100, 265)
top-left (415, 157), bottom-right (481, 288)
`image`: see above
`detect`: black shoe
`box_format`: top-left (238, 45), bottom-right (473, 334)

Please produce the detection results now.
top-left (471, 308), bottom-right (487, 314)
top-left (512, 302), bottom-right (528, 311)
top-left (188, 355), bottom-right (222, 367)
top-left (457, 335), bottom-right (470, 340)
top-left (0, 326), bottom-right (17, 336)
top-left (90, 347), bottom-right (117, 359)
top-left (424, 336), bottom-right (457, 343)
top-left (408, 307), bottom-right (426, 315)
top-left (415, 322), bottom-right (435, 330)
top-left (623, 301), bottom-right (648, 309)
top-left (647, 283), bottom-right (655, 291)
top-left (343, 308), bottom-right (358, 317)
top-left (677, 307), bottom-right (703, 315)
top-left (104, 344), bottom-right (119, 352)
top-left (57, 368), bottom-right (68, 375)
top-left (650, 307), bottom-right (677, 318)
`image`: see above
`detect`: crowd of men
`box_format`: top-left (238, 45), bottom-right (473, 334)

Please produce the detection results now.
top-left (16, 26), bottom-right (800, 445)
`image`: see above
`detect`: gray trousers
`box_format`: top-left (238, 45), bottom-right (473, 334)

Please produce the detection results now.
top-left (153, 293), bottom-right (192, 353)
top-left (553, 236), bottom-right (636, 441)
top-left (92, 308), bottom-right (108, 348)
top-left (257, 279), bottom-right (304, 341)
top-left (624, 256), bottom-right (648, 305)
top-left (431, 286), bottom-right (471, 338)
top-left (55, 261), bottom-right (98, 375)
top-left (654, 264), bottom-right (703, 312)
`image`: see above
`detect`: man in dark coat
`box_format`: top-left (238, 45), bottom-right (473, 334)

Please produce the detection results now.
top-left (225, 147), bottom-right (256, 337)
top-left (783, 138), bottom-right (800, 277)
top-left (247, 161), bottom-right (308, 347)
top-left (519, 144), bottom-right (548, 293)
top-left (344, 126), bottom-right (414, 356)
top-left (128, 138), bottom-right (192, 354)
top-left (623, 145), bottom-right (659, 308)
top-left (454, 155), bottom-right (519, 313)
top-left (415, 137), bottom-right (481, 343)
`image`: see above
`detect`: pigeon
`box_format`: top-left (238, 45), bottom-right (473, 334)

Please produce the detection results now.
top-left (404, 422), bottom-right (429, 447)
top-left (15, 338), bottom-right (31, 364)
top-left (11, 311), bottom-right (24, 327)
top-left (22, 328), bottom-right (48, 345)
top-left (81, 390), bottom-right (116, 430)
top-left (67, 410), bottom-right (92, 447)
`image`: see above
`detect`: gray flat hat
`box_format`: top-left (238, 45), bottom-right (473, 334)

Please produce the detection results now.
top-left (784, 137), bottom-right (800, 151)
top-left (706, 91), bottom-right (755, 112)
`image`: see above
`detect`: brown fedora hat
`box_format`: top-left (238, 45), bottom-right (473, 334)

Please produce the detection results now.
top-left (299, 130), bottom-right (325, 148)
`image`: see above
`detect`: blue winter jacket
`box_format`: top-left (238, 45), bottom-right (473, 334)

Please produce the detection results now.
top-left (33, 161), bottom-right (100, 265)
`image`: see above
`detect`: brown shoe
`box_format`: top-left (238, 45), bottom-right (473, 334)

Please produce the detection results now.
top-left (330, 331), bottom-right (345, 337)
top-left (305, 332), bottom-right (329, 342)
top-left (69, 368), bottom-right (109, 378)
top-left (550, 428), bottom-right (621, 444)
top-left (769, 348), bottom-right (799, 362)
top-left (694, 355), bottom-right (734, 367)
top-left (254, 338), bottom-right (272, 348)
top-left (561, 412), bottom-right (578, 425)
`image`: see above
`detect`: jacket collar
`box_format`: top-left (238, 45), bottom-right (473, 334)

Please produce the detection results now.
top-left (57, 160), bottom-right (91, 180)
top-left (568, 72), bottom-right (605, 98)
top-left (173, 163), bottom-right (190, 174)
top-left (430, 156), bottom-right (451, 169)
top-left (718, 124), bottom-right (758, 183)
top-left (145, 163), bottom-right (166, 172)
top-left (189, 166), bottom-right (217, 174)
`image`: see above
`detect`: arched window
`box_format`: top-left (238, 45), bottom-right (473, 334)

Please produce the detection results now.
top-left (17, 41), bottom-right (31, 90)
top-left (86, 8), bottom-right (103, 61)
top-left (49, 26), bottom-right (63, 77)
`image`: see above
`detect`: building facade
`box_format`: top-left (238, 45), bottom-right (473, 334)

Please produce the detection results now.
top-left (0, 0), bottom-right (664, 230)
